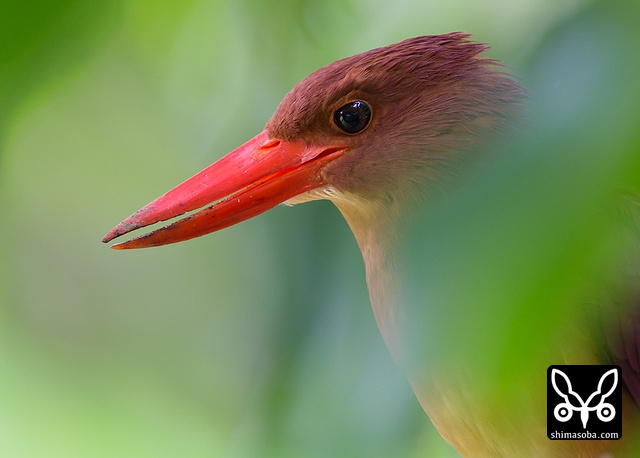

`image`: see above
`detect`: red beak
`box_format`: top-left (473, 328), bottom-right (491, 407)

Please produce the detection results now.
top-left (102, 130), bottom-right (346, 249)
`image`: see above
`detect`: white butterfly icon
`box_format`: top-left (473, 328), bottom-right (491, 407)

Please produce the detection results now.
top-left (551, 368), bottom-right (618, 429)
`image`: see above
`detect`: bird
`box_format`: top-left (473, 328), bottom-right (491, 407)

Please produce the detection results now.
top-left (102, 33), bottom-right (639, 456)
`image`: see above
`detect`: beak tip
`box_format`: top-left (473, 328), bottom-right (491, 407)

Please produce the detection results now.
top-left (102, 218), bottom-right (143, 244)
top-left (102, 232), bottom-right (116, 243)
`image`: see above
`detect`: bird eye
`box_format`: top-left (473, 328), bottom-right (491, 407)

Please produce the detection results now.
top-left (333, 100), bottom-right (371, 134)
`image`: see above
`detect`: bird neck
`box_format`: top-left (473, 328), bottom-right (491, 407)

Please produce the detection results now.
top-left (334, 190), bottom-right (638, 457)
top-left (333, 192), bottom-right (409, 364)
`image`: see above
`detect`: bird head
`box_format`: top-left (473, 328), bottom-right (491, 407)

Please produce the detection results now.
top-left (103, 33), bottom-right (523, 249)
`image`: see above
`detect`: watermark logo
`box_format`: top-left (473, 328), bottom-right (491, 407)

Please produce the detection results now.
top-left (547, 365), bottom-right (622, 440)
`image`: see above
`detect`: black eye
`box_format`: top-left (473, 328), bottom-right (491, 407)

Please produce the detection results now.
top-left (333, 100), bottom-right (371, 134)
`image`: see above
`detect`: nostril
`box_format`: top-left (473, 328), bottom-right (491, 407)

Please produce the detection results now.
top-left (261, 139), bottom-right (281, 149)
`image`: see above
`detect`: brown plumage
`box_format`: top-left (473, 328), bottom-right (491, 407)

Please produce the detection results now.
top-left (103, 33), bottom-right (639, 456)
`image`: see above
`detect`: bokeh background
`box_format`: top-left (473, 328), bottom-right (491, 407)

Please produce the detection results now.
top-left (1, 0), bottom-right (639, 457)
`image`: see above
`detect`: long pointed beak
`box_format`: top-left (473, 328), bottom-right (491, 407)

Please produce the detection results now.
top-left (102, 130), bottom-right (346, 249)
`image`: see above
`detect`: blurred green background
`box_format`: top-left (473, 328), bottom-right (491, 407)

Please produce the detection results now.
top-left (1, 0), bottom-right (639, 457)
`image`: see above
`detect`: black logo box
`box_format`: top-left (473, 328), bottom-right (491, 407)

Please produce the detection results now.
top-left (547, 365), bottom-right (622, 440)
